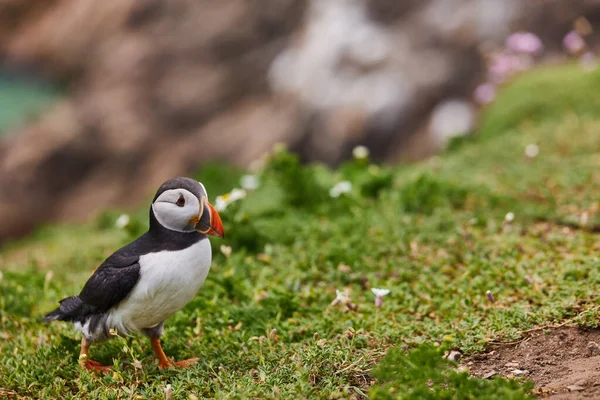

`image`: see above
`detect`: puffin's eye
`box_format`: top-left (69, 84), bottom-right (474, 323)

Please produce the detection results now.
top-left (176, 194), bottom-right (186, 207)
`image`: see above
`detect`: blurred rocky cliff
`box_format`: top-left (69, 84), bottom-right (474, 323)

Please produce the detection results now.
top-left (0, 0), bottom-right (599, 240)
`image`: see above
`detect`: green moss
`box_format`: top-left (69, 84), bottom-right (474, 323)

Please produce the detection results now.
top-left (398, 173), bottom-right (469, 214)
top-left (476, 64), bottom-right (600, 142)
top-left (1, 64), bottom-right (600, 398)
top-left (370, 345), bottom-right (534, 399)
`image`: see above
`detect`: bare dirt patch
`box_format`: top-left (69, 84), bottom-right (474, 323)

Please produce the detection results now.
top-left (466, 327), bottom-right (600, 399)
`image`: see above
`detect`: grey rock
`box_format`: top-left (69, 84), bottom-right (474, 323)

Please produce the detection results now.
top-left (588, 341), bottom-right (600, 356)
top-left (482, 370), bottom-right (497, 379)
top-left (2, 0), bottom-right (600, 240)
top-left (511, 369), bottom-right (529, 376)
top-left (445, 350), bottom-right (462, 362)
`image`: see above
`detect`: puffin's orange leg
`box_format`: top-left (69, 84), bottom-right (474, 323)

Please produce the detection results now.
top-left (173, 357), bottom-right (200, 368)
top-left (79, 338), bottom-right (111, 373)
top-left (150, 337), bottom-right (199, 369)
top-left (151, 337), bottom-right (172, 369)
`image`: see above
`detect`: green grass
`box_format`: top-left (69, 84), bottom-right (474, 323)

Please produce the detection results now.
top-left (1, 63), bottom-right (600, 398)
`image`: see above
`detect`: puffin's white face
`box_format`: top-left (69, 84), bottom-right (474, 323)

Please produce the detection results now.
top-left (151, 179), bottom-right (224, 237)
top-left (152, 189), bottom-right (202, 233)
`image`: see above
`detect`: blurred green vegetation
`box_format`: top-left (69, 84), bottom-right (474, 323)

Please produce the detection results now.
top-left (1, 64), bottom-right (599, 398)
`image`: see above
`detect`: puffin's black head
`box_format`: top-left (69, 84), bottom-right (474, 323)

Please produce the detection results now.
top-left (151, 177), bottom-right (224, 237)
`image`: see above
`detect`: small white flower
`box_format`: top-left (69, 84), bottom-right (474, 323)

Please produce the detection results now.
top-left (215, 195), bottom-right (228, 212)
top-left (115, 214), bottom-right (130, 229)
top-left (329, 181), bottom-right (352, 198)
top-left (220, 245), bottom-right (232, 258)
top-left (335, 289), bottom-right (348, 303)
top-left (164, 384), bottom-right (173, 400)
top-left (372, 288), bottom-right (390, 308)
top-left (352, 145), bottom-right (370, 160)
top-left (330, 288), bottom-right (357, 310)
top-left (371, 288), bottom-right (390, 297)
top-left (240, 174), bottom-right (260, 191)
top-left (214, 188), bottom-right (247, 211)
top-left (331, 289), bottom-right (350, 307)
top-left (504, 212), bottom-right (515, 223)
top-left (525, 144), bottom-right (539, 158)
top-left (229, 188), bottom-right (247, 202)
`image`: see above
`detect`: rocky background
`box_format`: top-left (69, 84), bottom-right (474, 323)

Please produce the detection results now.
top-left (0, 0), bottom-right (599, 241)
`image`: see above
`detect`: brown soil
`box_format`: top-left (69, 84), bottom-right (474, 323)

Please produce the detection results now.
top-left (466, 326), bottom-right (600, 399)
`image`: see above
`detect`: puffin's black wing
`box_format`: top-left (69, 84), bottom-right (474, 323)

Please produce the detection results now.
top-left (78, 255), bottom-right (141, 313)
top-left (43, 226), bottom-right (203, 323)
top-left (42, 242), bottom-right (143, 323)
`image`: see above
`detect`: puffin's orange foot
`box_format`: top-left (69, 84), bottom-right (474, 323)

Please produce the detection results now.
top-left (173, 357), bottom-right (199, 369)
top-left (151, 337), bottom-right (199, 370)
top-left (158, 357), bottom-right (199, 370)
top-left (82, 359), bottom-right (112, 374)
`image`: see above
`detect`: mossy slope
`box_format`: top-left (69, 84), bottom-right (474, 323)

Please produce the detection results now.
top-left (1, 64), bottom-right (598, 399)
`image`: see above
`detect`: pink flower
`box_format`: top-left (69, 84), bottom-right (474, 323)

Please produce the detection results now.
top-left (505, 32), bottom-right (543, 55)
top-left (488, 53), bottom-right (514, 83)
top-left (563, 31), bottom-right (586, 55)
top-left (488, 52), bottom-right (530, 83)
top-left (473, 83), bottom-right (496, 104)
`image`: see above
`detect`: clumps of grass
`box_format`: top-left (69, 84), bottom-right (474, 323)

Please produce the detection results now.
top-left (262, 145), bottom-right (329, 209)
top-left (217, 208), bottom-right (267, 253)
top-left (369, 345), bottom-right (534, 399)
top-left (338, 159), bottom-right (394, 199)
top-left (210, 146), bottom-right (395, 252)
top-left (358, 167), bottom-right (394, 199)
top-left (399, 173), bottom-right (469, 215)
top-left (226, 290), bottom-right (300, 337)
top-left (0, 269), bottom-right (47, 317)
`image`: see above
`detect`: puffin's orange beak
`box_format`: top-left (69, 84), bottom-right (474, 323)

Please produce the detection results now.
top-left (195, 199), bottom-right (224, 238)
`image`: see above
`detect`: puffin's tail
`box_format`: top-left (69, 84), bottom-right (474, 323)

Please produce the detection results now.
top-left (42, 296), bottom-right (84, 322)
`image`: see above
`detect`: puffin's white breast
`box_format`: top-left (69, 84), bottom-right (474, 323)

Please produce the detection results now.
top-left (108, 238), bottom-right (212, 333)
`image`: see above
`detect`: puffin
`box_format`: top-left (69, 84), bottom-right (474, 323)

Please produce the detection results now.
top-left (43, 177), bottom-right (224, 372)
